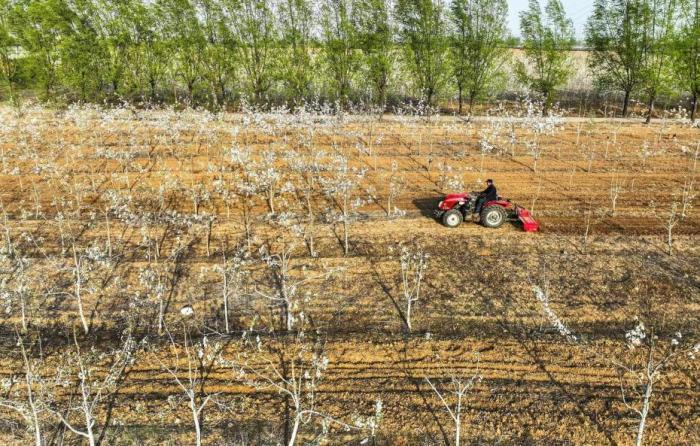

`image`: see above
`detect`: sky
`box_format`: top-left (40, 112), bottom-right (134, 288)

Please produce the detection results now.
top-left (507, 0), bottom-right (594, 38)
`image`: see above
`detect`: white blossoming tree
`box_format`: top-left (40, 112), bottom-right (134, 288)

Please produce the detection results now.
top-left (521, 99), bottom-right (564, 173)
top-left (257, 238), bottom-right (341, 332)
top-left (288, 148), bottom-right (327, 257)
top-left (248, 150), bottom-right (284, 215)
top-left (51, 331), bottom-right (140, 446)
top-left (0, 334), bottom-right (46, 446)
top-left (158, 329), bottom-right (223, 446)
top-left (399, 243), bottom-right (429, 333)
top-left (320, 154), bottom-right (366, 256)
top-left (532, 272), bottom-right (699, 446)
top-left (50, 241), bottom-right (114, 335)
top-left (532, 284), bottom-right (577, 343)
top-left (212, 243), bottom-right (248, 334)
top-left (385, 160), bottom-right (406, 217)
top-left (227, 333), bottom-right (379, 445)
top-left (424, 353), bottom-right (482, 446)
top-left (615, 321), bottom-right (700, 446)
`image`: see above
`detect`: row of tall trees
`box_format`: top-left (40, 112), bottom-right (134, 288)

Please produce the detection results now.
top-left (0, 0), bottom-right (698, 118)
top-left (586, 0), bottom-right (700, 120)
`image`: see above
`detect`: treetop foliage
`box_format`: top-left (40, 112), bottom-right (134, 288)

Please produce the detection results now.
top-left (0, 0), bottom-right (696, 118)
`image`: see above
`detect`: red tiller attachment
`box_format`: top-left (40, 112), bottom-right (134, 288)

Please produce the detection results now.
top-left (516, 206), bottom-right (540, 232)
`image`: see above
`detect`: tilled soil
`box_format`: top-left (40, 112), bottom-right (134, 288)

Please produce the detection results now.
top-left (0, 107), bottom-right (698, 445)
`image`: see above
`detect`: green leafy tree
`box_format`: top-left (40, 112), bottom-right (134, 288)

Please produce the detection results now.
top-left (11, 0), bottom-right (74, 99)
top-left (354, 0), bottom-right (394, 111)
top-left (225, 0), bottom-right (277, 105)
top-left (197, 0), bottom-right (236, 108)
top-left (396, 0), bottom-right (449, 106)
top-left (59, 0), bottom-right (109, 101)
top-left (279, 0), bottom-right (315, 105)
top-left (449, 0), bottom-right (509, 114)
top-left (322, 0), bottom-right (359, 108)
top-left (91, 0), bottom-right (136, 98)
top-left (158, 0), bottom-right (206, 103)
top-left (130, 1), bottom-right (168, 101)
top-left (640, 0), bottom-right (678, 123)
top-left (586, 0), bottom-right (652, 117)
top-left (674, 0), bottom-right (700, 120)
top-left (0, 0), bottom-right (21, 103)
top-left (516, 0), bottom-right (575, 114)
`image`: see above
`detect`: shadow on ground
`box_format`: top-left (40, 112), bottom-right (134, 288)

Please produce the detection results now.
top-left (411, 197), bottom-right (441, 219)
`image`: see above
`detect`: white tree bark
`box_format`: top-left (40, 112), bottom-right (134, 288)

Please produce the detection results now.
top-left (71, 245), bottom-right (89, 334)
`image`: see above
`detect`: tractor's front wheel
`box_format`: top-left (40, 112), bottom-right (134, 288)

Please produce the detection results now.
top-left (481, 206), bottom-right (506, 228)
top-left (441, 209), bottom-right (463, 228)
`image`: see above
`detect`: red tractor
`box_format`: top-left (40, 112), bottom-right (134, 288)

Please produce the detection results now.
top-left (434, 191), bottom-right (539, 232)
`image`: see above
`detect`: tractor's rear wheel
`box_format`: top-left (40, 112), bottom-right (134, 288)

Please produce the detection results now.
top-left (441, 209), bottom-right (463, 228)
top-left (481, 206), bottom-right (506, 228)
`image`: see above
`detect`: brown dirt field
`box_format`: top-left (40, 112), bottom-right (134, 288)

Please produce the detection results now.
top-left (0, 106), bottom-right (698, 445)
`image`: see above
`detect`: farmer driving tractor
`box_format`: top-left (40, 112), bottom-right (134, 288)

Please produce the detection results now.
top-left (434, 178), bottom-right (539, 231)
top-left (474, 179), bottom-right (497, 220)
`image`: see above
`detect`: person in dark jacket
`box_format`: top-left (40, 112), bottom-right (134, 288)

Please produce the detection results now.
top-left (474, 179), bottom-right (497, 216)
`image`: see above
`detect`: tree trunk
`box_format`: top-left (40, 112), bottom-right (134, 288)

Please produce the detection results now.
top-left (405, 299), bottom-right (412, 332)
top-left (158, 295), bottom-right (164, 336)
top-left (343, 215), bottom-right (349, 256)
top-left (188, 82), bottom-right (195, 104)
top-left (83, 402), bottom-right (95, 446)
top-left (74, 267), bottom-right (89, 335)
top-left (267, 189), bottom-right (275, 214)
top-left (622, 89), bottom-right (631, 117)
top-left (8, 80), bottom-right (16, 110)
top-left (282, 360), bottom-right (291, 446)
top-left (243, 204), bottom-right (252, 252)
top-left (87, 425), bottom-right (95, 446)
top-left (379, 82), bottom-right (387, 118)
top-left (288, 413), bottom-right (301, 446)
top-left (542, 93), bottom-right (550, 116)
top-left (282, 279), bottom-right (292, 331)
top-left (305, 189), bottom-right (315, 256)
top-left (458, 86), bottom-right (463, 115)
top-left (222, 274), bottom-right (229, 333)
top-left (645, 94), bottom-right (655, 124)
top-left (104, 211), bottom-right (112, 258)
top-left (20, 293), bottom-right (27, 333)
top-left (150, 79), bottom-right (157, 102)
top-left (455, 415), bottom-right (461, 446)
top-left (691, 92), bottom-right (698, 122)
top-left (636, 380), bottom-right (653, 446)
top-left (32, 413), bottom-right (41, 446)
top-left (21, 341), bottom-right (42, 446)
top-left (191, 402), bottom-right (202, 446)
top-left (283, 397), bottom-right (290, 446)
top-left (343, 195), bottom-right (349, 256)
